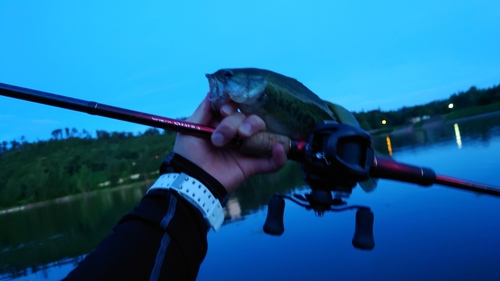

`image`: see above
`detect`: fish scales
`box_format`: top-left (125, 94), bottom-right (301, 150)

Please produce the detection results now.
top-left (260, 85), bottom-right (335, 138)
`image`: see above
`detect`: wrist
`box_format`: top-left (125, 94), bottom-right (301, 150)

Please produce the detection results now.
top-left (148, 172), bottom-right (224, 231)
top-left (154, 152), bottom-right (228, 231)
top-left (159, 152), bottom-right (229, 206)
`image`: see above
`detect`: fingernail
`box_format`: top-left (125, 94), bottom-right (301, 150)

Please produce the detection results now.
top-left (221, 104), bottom-right (233, 116)
top-left (239, 123), bottom-right (252, 136)
top-left (212, 132), bottom-right (224, 146)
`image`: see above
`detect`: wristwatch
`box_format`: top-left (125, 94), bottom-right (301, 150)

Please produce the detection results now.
top-left (149, 172), bottom-right (225, 231)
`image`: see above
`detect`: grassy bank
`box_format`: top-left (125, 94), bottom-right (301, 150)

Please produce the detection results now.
top-left (445, 102), bottom-right (500, 120)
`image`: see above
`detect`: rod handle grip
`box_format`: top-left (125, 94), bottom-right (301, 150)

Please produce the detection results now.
top-left (239, 132), bottom-right (292, 157)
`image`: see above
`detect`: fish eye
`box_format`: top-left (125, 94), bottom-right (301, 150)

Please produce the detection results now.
top-left (223, 70), bottom-right (233, 79)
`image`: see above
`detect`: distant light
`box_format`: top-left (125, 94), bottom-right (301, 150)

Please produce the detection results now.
top-left (381, 120), bottom-right (387, 125)
top-left (448, 103), bottom-right (454, 109)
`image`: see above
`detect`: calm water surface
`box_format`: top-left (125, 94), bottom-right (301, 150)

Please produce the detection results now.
top-left (1, 113), bottom-right (500, 281)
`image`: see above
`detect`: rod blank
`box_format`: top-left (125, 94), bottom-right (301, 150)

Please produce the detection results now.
top-left (0, 82), bottom-right (216, 137)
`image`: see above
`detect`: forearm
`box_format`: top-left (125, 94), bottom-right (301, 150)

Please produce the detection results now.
top-left (64, 188), bottom-right (209, 280)
top-left (64, 153), bottom-right (228, 281)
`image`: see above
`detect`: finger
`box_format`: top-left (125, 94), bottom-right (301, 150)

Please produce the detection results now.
top-left (219, 102), bottom-right (238, 117)
top-left (271, 143), bottom-right (288, 170)
top-left (211, 112), bottom-right (245, 147)
top-left (244, 143), bottom-right (288, 176)
top-left (262, 143), bottom-right (288, 173)
top-left (186, 94), bottom-right (213, 125)
top-left (238, 114), bottom-right (266, 137)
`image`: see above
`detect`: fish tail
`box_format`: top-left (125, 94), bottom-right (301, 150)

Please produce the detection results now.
top-left (325, 101), bottom-right (360, 126)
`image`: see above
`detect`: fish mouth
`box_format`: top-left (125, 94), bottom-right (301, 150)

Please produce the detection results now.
top-left (206, 71), bottom-right (261, 105)
top-left (206, 73), bottom-right (230, 111)
top-left (206, 73), bottom-right (246, 103)
top-left (205, 74), bottom-right (224, 103)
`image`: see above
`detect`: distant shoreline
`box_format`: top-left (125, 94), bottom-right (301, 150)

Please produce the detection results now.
top-left (373, 109), bottom-right (500, 136)
top-left (444, 109), bottom-right (500, 123)
top-left (0, 180), bottom-right (152, 215)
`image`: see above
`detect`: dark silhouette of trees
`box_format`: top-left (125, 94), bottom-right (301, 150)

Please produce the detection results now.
top-left (353, 83), bottom-right (500, 131)
top-left (51, 129), bottom-right (62, 140)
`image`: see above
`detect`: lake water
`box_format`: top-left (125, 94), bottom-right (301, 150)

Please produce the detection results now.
top-left (1, 113), bottom-right (500, 281)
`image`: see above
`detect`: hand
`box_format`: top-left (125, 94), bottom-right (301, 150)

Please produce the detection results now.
top-left (173, 94), bottom-right (287, 193)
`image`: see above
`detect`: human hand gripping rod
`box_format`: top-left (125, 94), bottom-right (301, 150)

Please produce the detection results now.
top-left (1, 82), bottom-right (499, 197)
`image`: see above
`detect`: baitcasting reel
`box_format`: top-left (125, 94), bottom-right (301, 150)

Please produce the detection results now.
top-left (263, 122), bottom-right (376, 250)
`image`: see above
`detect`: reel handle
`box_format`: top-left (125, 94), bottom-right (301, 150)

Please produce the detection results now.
top-left (352, 209), bottom-right (375, 250)
top-left (263, 196), bottom-right (285, 236)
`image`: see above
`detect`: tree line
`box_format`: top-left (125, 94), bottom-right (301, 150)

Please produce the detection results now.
top-left (353, 83), bottom-right (500, 131)
top-left (0, 128), bottom-right (175, 209)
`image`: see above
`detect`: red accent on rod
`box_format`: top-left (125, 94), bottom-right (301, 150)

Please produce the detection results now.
top-left (370, 157), bottom-right (435, 186)
top-left (91, 103), bottom-right (215, 138)
top-left (435, 175), bottom-right (500, 196)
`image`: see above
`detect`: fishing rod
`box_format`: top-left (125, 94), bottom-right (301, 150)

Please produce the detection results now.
top-left (0, 82), bottom-right (299, 159)
top-left (1, 82), bottom-right (500, 198)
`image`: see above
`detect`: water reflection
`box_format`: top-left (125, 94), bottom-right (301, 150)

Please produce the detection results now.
top-left (226, 161), bottom-right (306, 221)
top-left (385, 135), bottom-right (393, 156)
top-left (0, 162), bottom-right (306, 280)
top-left (0, 183), bottom-right (150, 280)
top-left (224, 198), bottom-right (242, 220)
top-left (454, 123), bottom-right (462, 149)
top-left (372, 111), bottom-right (500, 154)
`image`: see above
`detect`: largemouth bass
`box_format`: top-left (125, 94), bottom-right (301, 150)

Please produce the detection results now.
top-left (206, 68), bottom-right (358, 140)
top-left (206, 67), bottom-right (377, 192)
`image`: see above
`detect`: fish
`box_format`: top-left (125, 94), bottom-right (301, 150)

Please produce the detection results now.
top-left (207, 68), bottom-right (339, 140)
top-left (206, 67), bottom-right (377, 192)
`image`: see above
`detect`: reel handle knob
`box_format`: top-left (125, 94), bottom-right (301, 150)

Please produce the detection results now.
top-left (263, 196), bottom-right (285, 236)
top-left (352, 208), bottom-right (375, 250)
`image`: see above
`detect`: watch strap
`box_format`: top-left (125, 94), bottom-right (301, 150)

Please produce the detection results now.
top-left (159, 152), bottom-right (229, 206)
top-left (149, 172), bottom-right (224, 231)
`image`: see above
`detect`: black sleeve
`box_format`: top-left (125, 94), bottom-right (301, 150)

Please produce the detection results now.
top-left (64, 153), bottom-right (229, 281)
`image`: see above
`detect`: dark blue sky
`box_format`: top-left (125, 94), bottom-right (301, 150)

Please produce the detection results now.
top-left (1, 1), bottom-right (499, 142)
